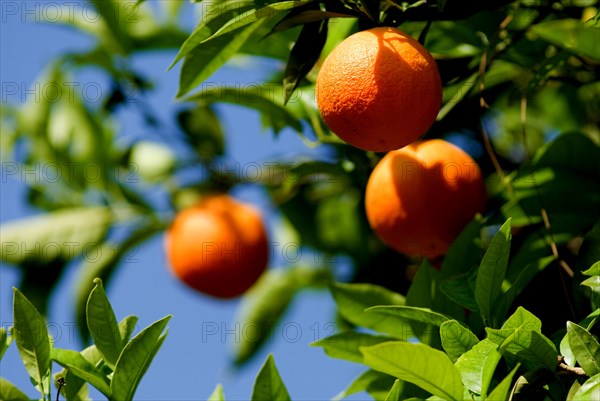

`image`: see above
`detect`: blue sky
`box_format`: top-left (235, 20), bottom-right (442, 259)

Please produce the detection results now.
top-left (0, 2), bottom-right (367, 399)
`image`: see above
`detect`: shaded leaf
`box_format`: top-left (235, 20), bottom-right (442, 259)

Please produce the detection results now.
top-left (0, 377), bottom-right (29, 401)
top-left (12, 287), bottom-right (51, 394)
top-left (530, 19), bottom-right (600, 61)
top-left (251, 354), bottom-right (291, 401)
top-left (567, 321), bottom-right (600, 376)
top-left (486, 363), bottom-right (520, 401)
top-left (119, 315), bottom-right (139, 344)
top-left (475, 218), bottom-right (512, 327)
top-left (333, 369), bottom-right (396, 401)
top-left (0, 327), bottom-right (12, 361)
top-left (51, 348), bottom-right (111, 397)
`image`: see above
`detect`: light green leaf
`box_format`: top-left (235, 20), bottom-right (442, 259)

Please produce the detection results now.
top-left (311, 332), bottom-right (397, 364)
top-left (208, 383), bottom-right (225, 401)
top-left (440, 320), bottom-right (479, 362)
top-left (177, 20), bottom-right (265, 97)
top-left (501, 306), bottom-right (542, 331)
top-left (486, 363), bottom-right (520, 401)
top-left (476, 218), bottom-right (512, 327)
top-left (361, 342), bottom-right (464, 401)
top-left (333, 369), bottom-right (396, 401)
top-left (0, 326), bottom-right (12, 361)
top-left (86, 278), bottom-right (122, 368)
top-left (0, 377), bottom-right (30, 401)
top-left (530, 19), bottom-right (600, 61)
top-left (455, 339), bottom-right (502, 396)
top-left (12, 287), bottom-right (51, 394)
top-left (1, 207), bottom-right (112, 265)
top-left (583, 261), bottom-right (600, 276)
top-left (567, 321), bottom-right (600, 376)
top-left (330, 282), bottom-right (408, 339)
top-left (119, 315), bottom-right (139, 344)
top-left (486, 326), bottom-right (557, 371)
top-left (51, 347), bottom-right (111, 397)
top-left (251, 354), bottom-right (291, 401)
top-left (573, 373), bottom-right (600, 401)
top-left (110, 315), bottom-right (172, 401)
top-left (386, 379), bottom-right (403, 401)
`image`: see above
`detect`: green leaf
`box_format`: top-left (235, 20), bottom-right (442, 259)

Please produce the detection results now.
top-left (177, 19), bottom-right (265, 97)
top-left (90, 0), bottom-right (133, 54)
top-left (455, 339), bottom-right (502, 396)
top-left (208, 383), bottom-right (225, 401)
top-left (386, 379), bottom-right (404, 401)
top-left (567, 322), bottom-right (600, 376)
top-left (475, 218), bottom-right (512, 327)
top-left (487, 328), bottom-right (557, 371)
top-left (440, 320), bottom-right (479, 362)
top-left (86, 278), bottom-right (122, 368)
top-left (12, 287), bottom-right (51, 394)
top-left (0, 326), bottom-right (12, 361)
top-left (440, 269), bottom-right (479, 312)
top-left (440, 216), bottom-right (483, 278)
top-left (251, 354), bottom-right (291, 401)
top-left (1, 207), bottom-right (112, 265)
top-left (110, 315), bottom-right (172, 401)
top-left (185, 85), bottom-right (302, 134)
top-left (205, 1), bottom-right (313, 42)
top-left (333, 369), bottom-right (396, 401)
top-left (0, 377), bottom-right (30, 401)
top-left (176, 106), bottom-right (224, 160)
top-left (330, 282), bottom-right (408, 339)
top-left (54, 368), bottom-right (89, 401)
top-left (282, 20), bottom-right (328, 104)
top-left (530, 19), bottom-right (600, 61)
top-left (311, 332), bottom-right (397, 364)
top-left (51, 348), bottom-right (111, 397)
top-left (169, 0), bottom-right (255, 68)
top-left (583, 261), bottom-right (600, 276)
top-left (487, 363), bottom-right (520, 401)
top-left (361, 342), bottom-right (465, 401)
top-left (119, 315), bottom-right (139, 344)
top-left (573, 373), bottom-right (600, 401)
top-left (234, 267), bottom-right (329, 365)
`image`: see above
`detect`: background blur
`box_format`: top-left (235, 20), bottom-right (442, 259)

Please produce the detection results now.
top-left (0, 1), bottom-right (363, 399)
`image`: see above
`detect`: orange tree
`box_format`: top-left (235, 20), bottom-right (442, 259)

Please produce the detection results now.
top-left (1, 0), bottom-right (599, 399)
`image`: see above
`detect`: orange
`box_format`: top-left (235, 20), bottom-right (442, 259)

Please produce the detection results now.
top-left (316, 27), bottom-right (442, 152)
top-left (165, 194), bottom-right (269, 298)
top-left (365, 139), bottom-right (487, 259)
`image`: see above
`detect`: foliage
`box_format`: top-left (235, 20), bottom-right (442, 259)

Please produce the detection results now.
top-left (1, 0), bottom-right (600, 399)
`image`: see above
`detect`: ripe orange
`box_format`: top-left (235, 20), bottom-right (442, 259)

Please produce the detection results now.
top-left (316, 27), bottom-right (442, 152)
top-left (165, 194), bottom-right (269, 298)
top-left (365, 139), bottom-right (487, 259)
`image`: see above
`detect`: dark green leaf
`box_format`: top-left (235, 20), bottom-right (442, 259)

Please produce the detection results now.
top-left (1, 207), bottom-right (112, 265)
top-left (455, 339), bottom-right (502, 396)
top-left (185, 85), bottom-right (302, 134)
top-left (440, 269), bottom-right (479, 312)
top-left (111, 315), bottom-right (172, 401)
top-left (205, 1), bottom-right (315, 42)
top-left (567, 322), bottom-right (600, 376)
top-left (51, 348), bottom-right (111, 397)
top-left (573, 373), bottom-right (600, 401)
top-left (440, 216), bottom-right (483, 278)
top-left (330, 282), bottom-right (408, 339)
top-left (90, 0), bottom-right (133, 54)
top-left (361, 342), bottom-right (464, 401)
top-left (272, 10), bottom-right (353, 33)
top-left (86, 278), bottom-right (122, 368)
top-left (251, 354), bottom-right (291, 401)
top-left (439, 320), bottom-right (479, 362)
top-left (0, 326), bottom-right (12, 361)
top-left (311, 332), bottom-right (397, 364)
top-left (0, 377), bottom-right (29, 401)
top-left (475, 218), bottom-right (512, 327)
top-left (177, 106), bottom-right (224, 159)
top-left (283, 20), bottom-right (328, 104)
top-left (530, 19), bottom-right (600, 61)
top-left (12, 287), bottom-right (51, 394)
top-left (177, 20), bottom-right (265, 97)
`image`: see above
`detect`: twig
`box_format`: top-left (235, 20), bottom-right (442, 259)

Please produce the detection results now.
top-left (56, 378), bottom-right (66, 401)
top-left (557, 356), bottom-right (588, 377)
